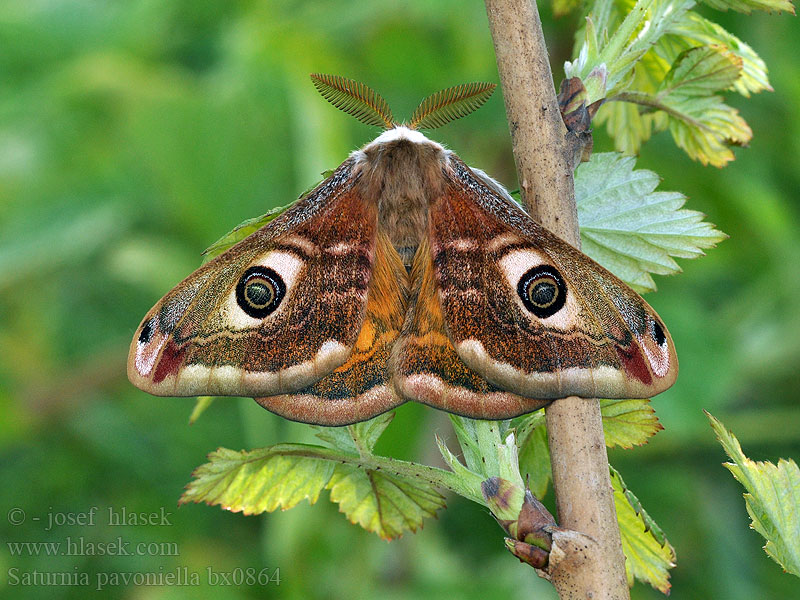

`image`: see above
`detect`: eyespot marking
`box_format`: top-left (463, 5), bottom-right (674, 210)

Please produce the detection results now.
top-left (517, 266), bottom-right (567, 318)
top-left (235, 266), bottom-right (286, 319)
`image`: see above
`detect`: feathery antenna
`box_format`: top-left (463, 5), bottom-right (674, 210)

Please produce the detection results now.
top-left (310, 74), bottom-right (395, 129)
top-left (310, 74), bottom-right (496, 130)
top-left (409, 82), bottom-right (496, 130)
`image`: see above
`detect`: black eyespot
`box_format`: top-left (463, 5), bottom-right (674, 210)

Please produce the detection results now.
top-left (138, 318), bottom-right (155, 344)
top-left (517, 265), bottom-right (567, 318)
top-left (236, 266), bottom-right (286, 319)
top-left (652, 319), bottom-right (666, 347)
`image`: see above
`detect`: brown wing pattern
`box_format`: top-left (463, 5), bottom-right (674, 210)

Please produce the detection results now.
top-left (427, 156), bottom-right (678, 401)
top-left (257, 233), bottom-right (409, 425)
top-left (392, 238), bottom-right (549, 419)
top-left (128, 159), bottom-right (381, 399)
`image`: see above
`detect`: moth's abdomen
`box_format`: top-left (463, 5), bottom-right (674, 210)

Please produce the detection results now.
top-left (358, 133), bottom-right (448, 269)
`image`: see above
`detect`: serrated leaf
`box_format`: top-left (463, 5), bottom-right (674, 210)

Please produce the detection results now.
top-left (181, 445), bottom-right (338, 512)
top-left (312, 425), bottom-right (360, 454)
top-left (663, 94), bottom-right (752, 167)
top-left (311, 73), bottom-right (394, 129)
top-left (409, 82), bottom-right (496, 130)
top-left (591, 0), bottom-right (693, 99)
top-left (181, 443), bottom-right (446, 540)
top-left (436, 435), bottom-right (480, 480)
top-left (707, 412), bottom-right (800, 576)
top-left (189, 396), bottom-right (215, 425)
top-left (661, 45), bottom-right (743, 97)
top-left (350, 412), bottom-right (395, 451)
top-left (613, 466), bottom-right (676, 592)
top-left (576, 152), bottom-right (727, 291)
top-left (595, 100), bottom-right (653, 156)
top-left (655, 46), bottom-right (752, 167)
top-left (600, 399), bottom-right (663, 448)
top-left (699, 0), bottom-right (794, 14)
top-left (201, 203), bottom-right (291, 263)
top-left (667, 13), bottom-right (771, 96)
top-left (449, 416), bottom-right (513, 477)
top-left (327, 464), bottom-right (445, 540)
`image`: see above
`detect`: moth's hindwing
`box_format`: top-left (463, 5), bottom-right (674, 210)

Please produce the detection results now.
top-left (128, 159), bottom-right (380, 399)
top-left (257, 233), bottom-right (409, 425)
top-left (427, 157), bottom-right (678, 401)
top-left (392, 239), bottom-right (549, 419)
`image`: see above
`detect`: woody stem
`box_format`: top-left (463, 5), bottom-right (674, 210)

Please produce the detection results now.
top-left (483, 0), bottom-right (630, 598)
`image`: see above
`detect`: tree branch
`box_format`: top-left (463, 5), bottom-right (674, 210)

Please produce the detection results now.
top-left (484, 0), bottom-right (630, 597)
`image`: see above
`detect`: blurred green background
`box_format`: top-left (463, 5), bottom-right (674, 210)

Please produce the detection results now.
top-left (1, 1), bottom-right (798, 598)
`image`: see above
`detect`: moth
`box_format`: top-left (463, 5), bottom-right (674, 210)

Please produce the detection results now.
top-left (129, 74), bottom-right (678, 426)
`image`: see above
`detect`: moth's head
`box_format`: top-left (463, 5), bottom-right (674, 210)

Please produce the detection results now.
top-left (310, 73), bottom-right (496, 133)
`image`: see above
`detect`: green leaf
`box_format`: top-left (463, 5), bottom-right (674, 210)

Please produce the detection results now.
top-left (600, 398), bottom-right (663, 448)
top-left (707, 412), bottom-right (800, 576)
top-left (568, 0), bottom-right (694, 102)
top-left (699, 0), bottom-right (794, 14)
top-left (516, 417), bottom-right (551, 499)
top-left (656, 46), bottom-right (752, 166)
top-left (201, 203), bottom-right (291, 263)
top-left (435, 434), bottom-right (485, 502)
top-left (613, 466), bottom-right (676, 592)
top-left (188, 396), bottom-right (215, 425)
top-left (666, 13), bottom-right (771, 96)
top-left (594, 50), bottom-right (670, 155)
top-left (448, 416), bottom-right (499, 476)
top-left (181, 443), bottom-right (446, 540)
top-left (181, 445), bottom-right (338, 512)
top-left (660, 45), bottom-right (742, 97)
top-left (448, 416), bottom-right (517, 480)
top-left (576, 152), bottom-right (727, 292)
top-left (663, 93), bottom-right (752, 167)
top-left (326, 464), bottom-right (445, 540)
top-left (595, 100), bottom-right (652, 156)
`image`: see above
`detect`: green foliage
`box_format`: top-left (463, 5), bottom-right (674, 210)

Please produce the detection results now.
top-left (600, 398), bottom-right (664, 448)
top-left (708, 412), bottom-right (800, 576)
top-left (699, 0), bottom-right (795, 14)
top-left (656, 46), bottom-right (752, 166)
top-left (575, 152), bottom-right (727, 291)
top-left (3, 0), bottom-right (799, 598)
top-left (612, 467), bottom-right (677, 593)
top-left (202, 204), bottom-right (291, 263)
top-left (182, 422), bottom-right (449, 540)
top-left (315, 412), bottom-right (395, 454)
top-left (669, 13), bottom-right (770, 97)
top-left (566, 0), bottom-right (791, 165)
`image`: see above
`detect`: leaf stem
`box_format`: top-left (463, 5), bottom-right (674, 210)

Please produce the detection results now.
top-left (254, 443), bottom-right (487, 505)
